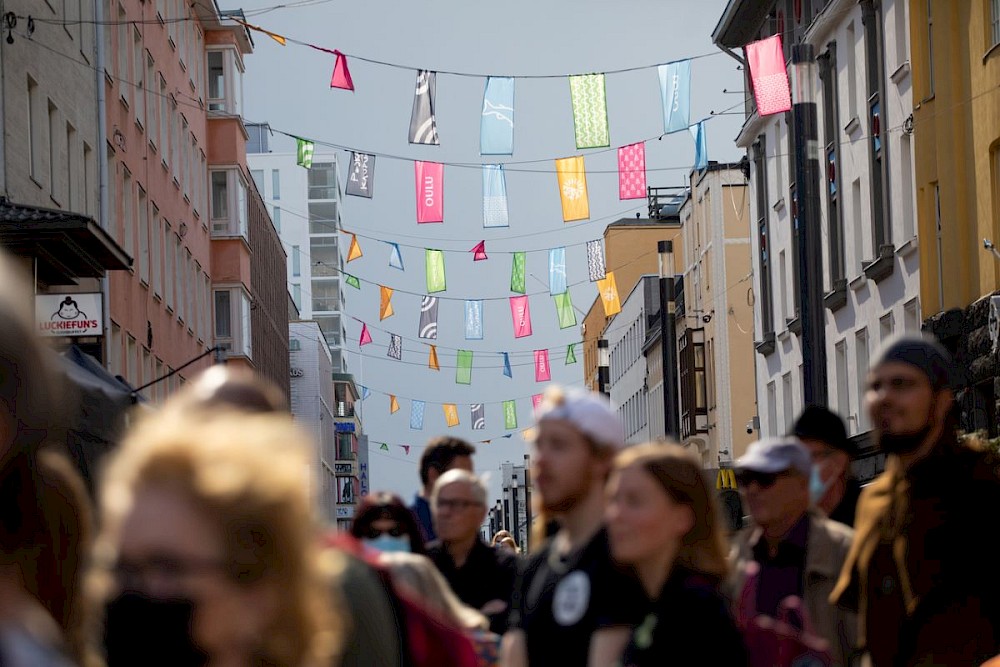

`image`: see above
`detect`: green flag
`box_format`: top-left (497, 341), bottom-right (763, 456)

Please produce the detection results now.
top-left (296, 138), bottom-right (315, 168)
top-left (569, 74), bottom-right (610, 149)
top-left (554, 292), bottom-right (576, 329)
top-left (456, 350), bottom-right (473, 385)
top-left (566, 343), bottom-right (577, 365)
top-left (511, 252), bottom-right (526, 294)
top-left (379, 443), bottom-right (389, 451)
top-left (426, 249), bottom-right (446, 293)
top-left (503, 399), bottom-right (517, 430)
top-left (345, 274), bottom-right (360, 289)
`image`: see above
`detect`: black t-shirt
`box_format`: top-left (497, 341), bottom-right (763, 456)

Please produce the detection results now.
top-left (508, 528), bottom-right (646, 666)
top-left (619, 566), bottom-right (747, 667)
top-left (426, 539), bottom-right (518, 634)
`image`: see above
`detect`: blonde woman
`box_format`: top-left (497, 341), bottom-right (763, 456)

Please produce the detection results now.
top-left (90, 410), bottom-right (340, 666)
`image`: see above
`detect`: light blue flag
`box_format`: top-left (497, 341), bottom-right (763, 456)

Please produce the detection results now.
top-left (410, 400), bottom-right (425, 430)
top-left (690, 121), bottom-right (708, 171)
top-left (465, 300), bottom-right (484, 340)
top-left (481, 76), bottom-right (514, 155)
top-left (501, 352), bottom-right (512, 378)
top-left (549, 247), bottom-right (567, 295)
top-left (658, 60), bottom-right (691, 134)
top-left (388, 243), bottom-right (404, 270)
top-left (360, 385), bottom-right (371, 400)
top-left (483, 165), bottom-right (509, 228)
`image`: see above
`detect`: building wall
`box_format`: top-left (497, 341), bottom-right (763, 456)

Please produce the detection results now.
top-left (249, 183), bottom-right (290, 397)
top-left (607, 276), bottom-right (658, 444)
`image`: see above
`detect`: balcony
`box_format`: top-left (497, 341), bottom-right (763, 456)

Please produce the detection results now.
top-left (336, 402), bottom-right (354, 417)
top-left (647, 187), bottom-right (688, 221)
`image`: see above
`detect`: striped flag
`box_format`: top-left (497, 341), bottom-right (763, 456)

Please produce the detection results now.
top-left (569, 74), bottom-right (610, 149)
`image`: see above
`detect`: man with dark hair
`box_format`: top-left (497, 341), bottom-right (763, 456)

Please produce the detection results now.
top-left (792, 405), bottom-right (862, 526)
top-left (411, 436), bottom-right (476, 542)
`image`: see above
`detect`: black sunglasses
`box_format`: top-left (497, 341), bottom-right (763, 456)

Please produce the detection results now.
top-left (363, 526), bottom-right (406, 539)
top-left (735, 470), bottom-right (789, 489)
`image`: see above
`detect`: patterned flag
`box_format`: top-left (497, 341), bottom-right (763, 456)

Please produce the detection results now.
top-left (569, 74), bottom-right (610, 149)
top-left (415, 162), bottom-right (444, 223)
top-left (511, 252), bottom-right (526, 294)
top-left (566, 343), bottom-right (578, 364)
top-left (657, 59), bottom-right (691, 134)
top-left (510, 296), bottom-right (532, 338)
top-left (425, 250), bottom-right (446, 293)
top-left (597, 272), bottom-right (623, 317)
top-left (409, 70), bottom-right (440, 145)
top-left (501, 352), bottom-right (512, 378)
top-left (532, 393), bottom-right (543, 412)
top-left (690, 121), bottom-right (708, 171)
top-left (470, 241), bottom-right (488, 261)
top-left (390, 395), bottom-right (400, 414)
top-left (345, 274), bottom-right (361, 289)
top-left (481, 76), bottom-right (514, 155)
top-left (471, 404), bottom-right (486, 430)
top-left (483, 165), bottom-right (509, 228)
top-left (347, 234), bottom-right (363, 262)
top-left (503, 400), bottom-right (517, 430)
top-left (456, 350), bottom-right (473, 385)
top-left (388, 243), bottom-right (404, 270)
top-left (618, 143), bottom-right (647, 200)
top-left (379, 286), bottom-right (394, 320)
top-left (534, 349), bottom-right (551, 382)
top-left (554, 292), bottom-right (576, 329)
top-left (465, 300), bottom-right (484, 340)
top-left (419, 296), bottom-right (439, 339)
top-left (330, 50), bottom-right (354, 90)
top-left (296, 138), bottom-right (314, 168)
top-left (410, 400), bottom-right (425, 430)
top-left (359, 323), bottom-right (372, 347)
top-left (346, 151), bottom-right (375, 197)
top-left (428, 345), bottom-right (440, 370)
top-left (443, 404), bottom-right (460, 427)
top-left (746, 35), bottom-right (792, 116)
top-left (549, 247), bottom-right (567, 295)
top-left (387, 334), bottom-right (402, 360)
top-left (586, 239), bottom-right (606, 281)
top-left (555, 157), bottom-right (590, 222)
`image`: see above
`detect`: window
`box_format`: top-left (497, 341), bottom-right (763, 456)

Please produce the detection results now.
top-left (753, 136), bottom-right (774, 335)
top-left (214, 288), bottom-right (252, 357)
top-left (290, 338), bottom-right (301, 351)
top-left (251, 169), bottom-right (264, 194)
top-left (165, 222), bottom-right (174, 309)
top-left (894, 0), bottom-right (908, 68)
top-left (174, 234), bottom-right (183, 322)
top-left (151, 205), bottom-right (162, 296)
top-left (308, 163), bottom-right (337, 199)
top-left (900, 133), bottom-right (915, 241)
top-left (782, 372), bottom-right (793, 431)
top-left (678, 328), bottom-right (707, 438)
top-left (142, 348), bottom-right (151, 387)
top-left (785, 115), bottom-right (800, 319)
top-left (111, 323), bottom-right (123, 376)
top-left (779, 250), bottom-right (789, 325)
top-left (27, 77), bottom-right (39, 179)
top-left (314, 314), bottom-right (342, 344)
top-left (158, 75), bottom-right (169, 164)
top-left (202, 274), bottom-right (211, 341)
top-left (766, 381), bottom-right (778, 437)
top-left (117, 5), bottom-right (129, 105)
top-left (835, 340), bottom-right (850, 422)
top-left (169, 102), bottom-right (179, 182)
top-left (863, 0), bottom-right (891, 252)
top-left (819, 44), bottom-right (845, 288)
top-left (934, 183), bottom-right (944, 308)
top-left (308, 201), bottom-right (338, 235)
top-left (154, 359), bottom-right (164, 403)
top-left (272, 207), bottom-right (281, 233)
top-left (855, 328), bottom-right (871, 432)
top-left (122, 167), bottom-right (133, 256)
top-left (181, 118), bottom-right (190, 197)
top-left (206, 48), bottom-right (243, 115)
top-left (145, 54), bottom-right (156, 147)
top-left (904, 297), bottom-right (920, 332)
top-left (852, 179), bottom-right (865, 274)
top-left (138, 187), bottom-right (149, 283)
top-left (292, 284), bottom-right (302, 311)
top-left (210, 169), bottom-right (247, 238)
top-left (83, 143), bottom-right (94, 215)
top-left (185, 250), bottom-right (194, 329)
top-left (66, 123), bottom-right (76, 210)
top-left (311, 280), bottom-right (341, 313)
top-left (48, 101), bottom-right (59, 201)
top-left (108, 146), bottom-right (118, 242)
top-left (126, 335), bottom-right (137, 384)
top-left (292, 245), bottom-right (301, 277)
top-left (926, 0), bottom-right (935, 95)
top-left (133, 27), bottom-right (144, 128)
top-left (846, 21), bottom-right (858, 120)
top-left (272, 169), bottom-right (280, 200)
top-left (880, 312), bottom-right (894, 345)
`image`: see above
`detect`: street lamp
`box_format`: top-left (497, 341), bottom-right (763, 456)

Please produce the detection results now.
top-left (659, 240), bottom-right (680, 440)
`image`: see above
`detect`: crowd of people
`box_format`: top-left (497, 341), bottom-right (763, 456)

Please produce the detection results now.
top-left (2, 240), bottom-right (1000, 666)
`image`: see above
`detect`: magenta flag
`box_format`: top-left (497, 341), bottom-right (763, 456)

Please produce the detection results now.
top-left (510, 296), bottom-right (532, 338)
top-left (532, 393), bottom-right (543, 411)
top-left (534, 349), bottom-right (551, 382)
top-left (415, 161), bottom-right (444, 223)
top-left (471, 240), bottom-right (488, 261)
top-left (359, 323), bottom-right (372, 347)
top-left (618, 143), bottom-right (647, 200)
top-left (330, 50), bottom-right (354, 90)
top-left (746, 35), bottom-right (791, 116)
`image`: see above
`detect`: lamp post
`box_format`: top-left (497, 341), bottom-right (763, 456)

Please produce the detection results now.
top-left (659, 240), bottom-right (680, 440)
top-left (597, 339), bottom-right (610, 396)
top-left (791, 43), bottom-right (828, 406)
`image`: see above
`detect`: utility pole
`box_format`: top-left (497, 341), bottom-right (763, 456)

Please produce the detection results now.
top-left (791, 44), bottom-right (828, 406)
top-left (659, 240), bottom-right (681, 439)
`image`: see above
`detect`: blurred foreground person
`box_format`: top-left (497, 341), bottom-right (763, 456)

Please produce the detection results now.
top-left (606, 443), bottom-right (746, 666)
top-left (91, 410), bottom-right (341, 666)
top-left (496, 538), bottom-right (519, 555)
top-left (351, 492), bottom-right (426, 555)
top-left (164, 364), bottom-right (288, 415)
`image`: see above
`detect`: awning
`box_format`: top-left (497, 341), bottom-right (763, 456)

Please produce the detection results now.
top-left (716, 468), bottom-right (738, 490)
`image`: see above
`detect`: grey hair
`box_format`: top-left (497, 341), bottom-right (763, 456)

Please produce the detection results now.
top-left (431, 468), bottom-right (487, 507)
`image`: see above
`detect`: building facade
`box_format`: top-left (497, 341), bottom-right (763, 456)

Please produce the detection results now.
top-left (714, 0), bottom-right (921, 453)
top-left (332, 372), bottom-right (361, 531)
top-left (607, 276), bottom-right (659, 445)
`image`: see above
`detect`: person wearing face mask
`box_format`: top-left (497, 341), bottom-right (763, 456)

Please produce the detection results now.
top-left (831, 333), bottom-right (1000, 667)
top-left (791, 406), bottom-right (861, 527)
top-left (352, 492), bottom-right (427, 555)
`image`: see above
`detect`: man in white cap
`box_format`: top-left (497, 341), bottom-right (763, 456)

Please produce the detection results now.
top-left (728, 437), bottom-right (857, 667)
top-left (501, 385), bottom-right (646, 667)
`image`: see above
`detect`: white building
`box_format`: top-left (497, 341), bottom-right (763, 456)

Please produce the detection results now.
top-left (713, 0), bottom-right (921, 442)
top-left (607, 275), bottom-right (659, 445)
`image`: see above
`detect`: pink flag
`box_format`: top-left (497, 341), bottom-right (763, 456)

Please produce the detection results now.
top-left (510, 296), bottom-right (533, 338)
top-left (401, 445), bottom-right (411, 455)
top-left (415, 161), bottom-right (444, 223)
top-left (618, 143), bottom-right (647, 200)
top-left (532, 393), bottom-right (543, 411)
top-left (330, 50), bottom-right (354, 90)
top-left (359, 323), bottom-right (372, 346)
top-left (534, 350), bottom-right (551, 382)
top-left (746, 35), bottom-right (792, 116)
top-left (471, 241), bottom-right (488, 261)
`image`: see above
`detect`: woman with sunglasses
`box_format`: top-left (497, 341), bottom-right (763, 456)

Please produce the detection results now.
top-left (605, 443), bottom-right (747, 666)
top-left (351, 493), bottom-right (426, 555)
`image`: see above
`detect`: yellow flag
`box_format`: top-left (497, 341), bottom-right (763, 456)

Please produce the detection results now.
top-left (428, 345), bottom-right (440, 371)
top-left (597, 271), bottom-right (622, 317)
top-left (379, 286), bottom-right (394, 320)
top-left (390, 395), bottom-right (399, 414)
top-left (347, 234), bottom-right (363, 262)
top-left (232, 18), bottom-right (287, 45)
top-left (555, 156), bottom-right (590, 222)
top-left (443, 403), bottom-right (459, 427)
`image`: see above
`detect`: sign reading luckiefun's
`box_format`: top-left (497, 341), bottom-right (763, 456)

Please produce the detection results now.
top-left (36, 293), bottom-right (103, 337)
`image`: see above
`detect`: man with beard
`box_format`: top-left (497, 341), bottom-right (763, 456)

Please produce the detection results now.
top-left (831, 334), bottom-right (1000, 666)
top-left (500, 386), bottom-right (645, 667)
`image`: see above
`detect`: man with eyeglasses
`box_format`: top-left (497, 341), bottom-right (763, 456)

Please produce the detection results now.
top-left (728, 437), bottom-right (857, 666)
top-left (426, 468), bottom-right (517, 634)
top-left (792, 405), bottom-right (861, 527)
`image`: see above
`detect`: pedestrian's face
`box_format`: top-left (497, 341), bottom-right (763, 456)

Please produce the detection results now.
top-left (866, 362), bottom-right (937, 438)
top-left (532, 419), bottom-right (607, 513)
top-left (433, 480), bottom-right (486, 543)
top-left (739, 468), bottom-right (807, 529)
top-left (606, 464), bottom-right (691, 568)
top-left (801, 439), bottom-right (848, 486)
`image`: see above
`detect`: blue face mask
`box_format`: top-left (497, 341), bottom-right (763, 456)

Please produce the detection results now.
top-left (364, 534), bottom-right (411, 553)
top-left (809, 463), bottom-right (832, 506)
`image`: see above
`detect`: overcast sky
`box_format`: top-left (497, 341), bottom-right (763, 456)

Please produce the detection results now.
top-left (236, 0), bottom-right (745, 503)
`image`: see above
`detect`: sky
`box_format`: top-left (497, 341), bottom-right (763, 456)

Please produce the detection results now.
top-left (235, 0), bottom-right (746, 504)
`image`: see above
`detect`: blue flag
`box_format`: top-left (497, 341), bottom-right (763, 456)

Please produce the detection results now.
top-left (465, 300), bottom-right (484, 340)
top-left (410, 400), bottom-right (425, 430)
top-left (658, 60), bottom-right (691, 134)
top-left (549, 247), bottom-right (567, 295)
top-left (690, 121), bottom-right (708, 171)
top-left (388, 243), bottom-right (404, 270)
top-left (360, 385), bottom-right (371, 400)
top-left (483, 164), bottom-right (509, 228)
top-left (501, 352), bottom-right (512, 378)
top-left (481, 76), bottom-right (514, 155)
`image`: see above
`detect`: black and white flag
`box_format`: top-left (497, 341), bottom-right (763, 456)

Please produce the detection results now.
top-left (471, 404), bottom-right (486, 430)
top-left (409, 70), bottom-right (440, 145)
top-left (346, 151), bottom-right (375, 198)
top-left (418, 296), bottom-right (439, 340)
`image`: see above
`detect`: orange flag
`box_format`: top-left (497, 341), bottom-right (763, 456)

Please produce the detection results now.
top-left (347, 234), bottom-right (363, 262)
top-left (379, 286), bottom-right (394, 320)
top-left (555, 156), bottom-right (590, 222)
top-left (428, 345), bottom-right (440, 371)
top-left (443, 403), bottom-right (460, 427)
top-left (390, 395), bottom-right (400, 414)
top-left (232, 18), bottom-right (286, 45)
top-left (597, 271), bottom-right (622, 316)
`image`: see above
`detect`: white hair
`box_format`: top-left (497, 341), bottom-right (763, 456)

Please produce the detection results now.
top-left (431, 468), bottom-right (487, 506)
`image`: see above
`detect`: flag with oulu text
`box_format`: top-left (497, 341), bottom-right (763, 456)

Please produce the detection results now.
top-left (510, 296), bottom-right (532, 338)
top-left (415, 162), bottom-right (444, 223)
top-left (534, 349), bottom-right (551, 382)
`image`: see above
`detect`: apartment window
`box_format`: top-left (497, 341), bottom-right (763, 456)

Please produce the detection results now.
top-left (782, 372), bottom-right (794, 431)
top-left (272, 169), bottom-right (281, 200)
top-left (855, 328), bottom-right (871, 432)
top-left (207, 48), bottom-right (243, 115)
top-left (151, 205), bottom-right (162, 296)
top-left (83, 143), bottom-right (94, 215)
top-left (894, 0), bottom-right (908, 67)
top-left (767, 381), bottom-right (778, 437)
top-left (174, 234), bottom-right (183, 322)
top-left (210, 169), bottom-right (248, 238)
top-left (289, 338), bottom-right (301, 352)
top-left (117, 5), bottom-right (129, 105)
top-left (110, 323), bottom-right (123, 376)
top-left (926, 0), bottom-right (935, 96)
top-left (202, 275), bottom-right (211, 342)
top-left (292, 284), bottom-right (302, 311)
top-left (309, 201), bottom-right (338, 235)
top-left (66, 123), bottom-right (77, 210)
top-left (272, 207), bottom-right (281, 233)
top-left (169, 103), bottom-right (179, 181)
top-left (214, 288), bottom-right (252, 358)
top-left (250, 169), bottom-right (264, 194)
top-left (934, 183), bottom-right (944, 308)
top-left (158, 75), bottom-right (169, 163)
top-left (786, 115), bottom-right (800, 319)
top-left (48, 102), bottom-right (59, 201)
top-left (142, 348), bottom-right (152, 387)
top-left (311, 280), bottom-right (341, 313)
top-left (138, 187), bottom-right (149, 283)
top-left (165, 222), bottom-right (174, 309)
top-left (154, 359), bottom-right (164, 403)
top-left (27, 77), bottom-right (39, 179)
top-left (181, 118), bottom-right (190, 197)
top-left (846, 21), bottom-right (858, 120)
top-left (900, 134), bottom-right (915, 241)
top-left (185, 250), bottom-right (194, 329)
top-left (753, 136), bottom-right (774, 335)
top-left (779, 250), bottom-right (789, 325)
top-left (880, 312), bottom-right (894, 345)
top-left (122, 168), bottom-right (133, 256)
top-left (835, 340), bottom-right (850, 423)
top-left (863, 0), bottom-right (891, 252)
top-left (190, 136), bottom-right (198, 208)
top-left (126, 335), bottom-right (137, 384)
top-left (292, 245), bottom-right (301, 277)
top-left (146, 54), bottom-right (157, 148)
top-left (309, 163), bottom-right (338, 199)
top-left (107, 147), bottom-right (118, 242)
top-left (200, 153), bottom-right (208, 218)
top-left (678, 328), bottom-right (707, 439)
top-left (852, 179), bottom-right (865, 274)
top-left (904, 297), bottom-right (920, 332)
top-left (819, 44), bottom-right (846, 287)
top-left (133, 27), bottom-right (144, 128)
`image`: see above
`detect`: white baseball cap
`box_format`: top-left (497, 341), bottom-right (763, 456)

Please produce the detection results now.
top-left (534, 385), bottom-right (625, 451)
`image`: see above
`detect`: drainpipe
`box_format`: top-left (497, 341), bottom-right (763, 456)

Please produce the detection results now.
top-left (95, 0), bottom-right (111, 365)
top-left (0, 4), bottom-right (6, 197)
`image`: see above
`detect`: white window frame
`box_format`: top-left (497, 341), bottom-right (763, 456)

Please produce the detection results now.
top-left (138, 186), bottom-right (149, 284)
top-left (206, 47), bottom-right (244, 116)
top-left (213, 286), bottom-right (252, 358)
top-left (151, 204), bottom-right (162, 297)
top-left (133, 26), bottom-right (144, 129)
top-left (209, 168), bottom-right (248, 239)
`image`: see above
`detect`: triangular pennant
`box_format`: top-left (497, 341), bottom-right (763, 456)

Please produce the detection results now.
top-left (402, 445), bottom-right (411, 455)
top-left (390, 395), bottom-right (400, 414)
top-left (379, 286), bottom-right (394, 320)
top-left (566, 343), bottom-right (578, 365)
top-left (345, 274), bottom-right (361, 289)
top-left (471, 241), bottom-right (488, 261)
top-left (330, 50), bottom-right (355, 90)
top-left (296, 138), bottom-right (314, 168)
top-left (501, 352), bottom-right (512, 378)
top-left (359, 323), bottom-right (372, 347)
top-left (502, 434), bottom-right (512, 439)
top-left (443, 403), bottom-right (460, 428)
top-left (428, 345), bottom-right (440, 371)
top-left (388, 243), bottom-right (404, 270)
top-left (347, 234), bottom-right (363, 262)
top-left (482, 440), bottom-right (492, 445)
top-left (360, 386), bottom-right (371, 400)
top-left (232, 18), bottom-right (286, 45)
top-left (522, 428), bottom-right (537, 441)
top-left (379, 443), bottom-right (389, 451)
